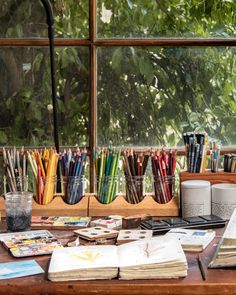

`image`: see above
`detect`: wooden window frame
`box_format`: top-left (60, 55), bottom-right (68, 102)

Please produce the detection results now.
top-left (0, 0), bottom-right (236, 191)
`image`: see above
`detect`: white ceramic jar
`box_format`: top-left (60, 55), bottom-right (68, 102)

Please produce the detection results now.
top-left (212, 183), bottom-right (236, 219)
top-left (181, 180), bottom-right (211, 217)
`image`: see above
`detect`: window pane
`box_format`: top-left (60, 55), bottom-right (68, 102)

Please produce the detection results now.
top-left (97, 46), bottom-right (236, 147)
top-left (0, 0), bottom-right (89, 38)
top-left (56, 47), bottom-right (89, 146)
top-left (97, 0), bottom-right (236, 38)
top-left (0, 47), bottom-right (89, 146)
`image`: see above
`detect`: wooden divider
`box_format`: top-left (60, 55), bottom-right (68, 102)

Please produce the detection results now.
top-left (88, 194), bottom-right (179, 217)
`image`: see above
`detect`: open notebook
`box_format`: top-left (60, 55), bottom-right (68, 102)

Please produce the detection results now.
top-left (48, 235), bottom-right (187, 281)
top-left (209, 208), bottom-right (236, 268)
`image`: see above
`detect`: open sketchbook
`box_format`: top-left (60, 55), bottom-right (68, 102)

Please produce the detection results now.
top-left (209, 208), bottom-right (236, 268)
top-left (48, 236), bottom-right (187, 281)
top-left (166, 228), bottom-right (215, 252)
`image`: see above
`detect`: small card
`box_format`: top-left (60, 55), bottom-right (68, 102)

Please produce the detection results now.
top-left (117, 229), bottom-right (153, 244)
top-left (74, 226), bottom-right (119, 241)
top-left (90, 215), bottom-right (122, 229)
top-left (0, 260), bottom-right (44, 280)
top-left (0, 230), bottom-right (63, 258)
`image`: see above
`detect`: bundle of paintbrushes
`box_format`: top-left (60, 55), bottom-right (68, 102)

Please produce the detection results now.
top-left (3, 147), bottom-right (28, 192)
top-left (60, 149), bottom-right (87, 205)
top-left (151, 149), bottom-right (177, 204)
top-left (122, 150), bottom-right (149, 204)
top-left (183, 132), bottom-right (208, 173)
top-left (209, 141), bottom-right (221, 172)
top-left (95, 148), bottom-right (121, 204)
top-left (224, 154), bottom-right (236, 172)
top-left (27, 148), bottom-right (59, 205)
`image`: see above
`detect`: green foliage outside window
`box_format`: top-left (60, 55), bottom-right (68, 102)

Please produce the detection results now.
top-left (0, 0), bottom-right (236, 147)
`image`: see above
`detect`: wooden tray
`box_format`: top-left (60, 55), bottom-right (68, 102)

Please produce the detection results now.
top-left (180, 170), bottom-right (236, 185)
top-left (88, 194), bottom-right (179, 217)
top-left (0, 195), bottom-right (89, 217)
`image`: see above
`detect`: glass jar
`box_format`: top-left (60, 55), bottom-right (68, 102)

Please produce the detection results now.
top-left (97, 175), bottom-right (118, 204)
top-left (153, 175), bottom-right (175, 204)
top-left (5, 191), bottom-right (33, 232)
top-left (125, 175), bottom-right (145, 204)
top-left (64, 176), bottom-right (85, 205)
top-left (34, 175), bottom-right (57, 205)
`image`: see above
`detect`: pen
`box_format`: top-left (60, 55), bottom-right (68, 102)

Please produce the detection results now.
top-left (197, 255), bottom-right (206, 281)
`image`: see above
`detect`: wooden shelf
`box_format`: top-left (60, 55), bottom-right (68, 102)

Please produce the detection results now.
top-left (180, 170), bottom-right (236, 185)
top-left (0, 194), bottom-right (179, 217)
top-left (0, 195), bottom-right (89, 217)
top-left (88, 194), bottom-right (179, 217)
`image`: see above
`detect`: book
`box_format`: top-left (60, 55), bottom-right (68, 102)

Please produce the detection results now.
top-left (0, 260), bottom-right (44, 280)
top-left (165, 228), bottom-right (215, 252)
top-left (90, 215), bottom-right (122, 229)
top-left (48, 235), bottom-right (187, 281)
top-left (209, 208), bottom-right (236, 268)
top-left (31, 216), bottom-right (91, 228)
top-left (0, 230), bottom-right (63, 257)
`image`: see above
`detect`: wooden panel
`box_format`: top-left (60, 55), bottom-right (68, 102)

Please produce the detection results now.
top-left (180, 170), bottom-right (236, 185)
top-left (0, 195), bottom-right (89, 217)
top-left (88, 195), bottom-right (179, 217)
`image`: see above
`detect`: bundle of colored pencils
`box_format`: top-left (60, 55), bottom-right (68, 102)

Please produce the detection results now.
top-left (151, 149), bottom-right (177, 204)
top-left (183, 132), bottom-right (208, 173)
top-left (60, 149), bottom-right (87, 204)
top-left (3, 147), bottom-right (28, 192)
top-left (28, 148), bottom-right (59, 205)
top-left (122, 149), bottom-right (149, 204)
top-left (95, 148), bottom-right (120, 204)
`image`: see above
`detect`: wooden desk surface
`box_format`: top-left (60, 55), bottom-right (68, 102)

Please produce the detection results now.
top-left (0, 225), bottom-right (235, 295)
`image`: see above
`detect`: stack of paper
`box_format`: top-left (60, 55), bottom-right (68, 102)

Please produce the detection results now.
top-left (165, 228), bottom-right (215, 252)
top-left (209, 208), bottom-right (236, 268)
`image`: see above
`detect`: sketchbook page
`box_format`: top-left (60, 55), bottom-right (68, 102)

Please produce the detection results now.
top-left (166, 228), bottom-right (215, 249)
top-left (117, 236), bottom-right (186, 268)
top-left (48, 245), bottom-right (118, 274)
top-left (223, 208), bottom-right (236, 239)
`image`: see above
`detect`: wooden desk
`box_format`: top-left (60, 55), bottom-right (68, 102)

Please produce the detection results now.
top-left (0, 226), bottom-right (235, 295)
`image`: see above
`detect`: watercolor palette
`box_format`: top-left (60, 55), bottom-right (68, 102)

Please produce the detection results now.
top-left (31, 216), bottom-right (91, 228)
top-left (0, 230), bottom-right (63, 258)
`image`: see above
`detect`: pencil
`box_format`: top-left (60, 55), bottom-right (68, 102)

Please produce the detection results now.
top-left (197, 255), bottom-right (206, 281)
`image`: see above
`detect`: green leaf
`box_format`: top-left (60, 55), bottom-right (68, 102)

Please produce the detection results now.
top-left (0, 130), bottom-right (7, 144)
top-left (111, 48), bottom-right (122, 70)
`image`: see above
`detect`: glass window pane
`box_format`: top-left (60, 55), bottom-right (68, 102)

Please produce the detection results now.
top-left (97, 46), bottom-right (236, 147)
top-left (0, 0), bottom-right (89, 38)
top-left (0, 47), bottom-right (89, 147)
top-left (97, 0), bottom-right (236, 38)
top-left (56, 47), bottom-right (89, 146)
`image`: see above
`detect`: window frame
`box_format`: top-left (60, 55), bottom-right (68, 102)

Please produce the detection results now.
top-left (0, 0), bottom-right (236, 191)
